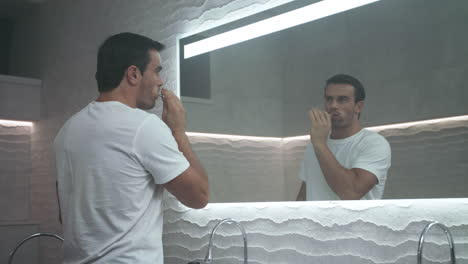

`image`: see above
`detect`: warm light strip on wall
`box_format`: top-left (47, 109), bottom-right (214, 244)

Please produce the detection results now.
top-left (206, 198), bottom-right (468, 207)
top-left (367, 115), bottom-right (468, 132)
top-left (187, 115), bottom-right (468, 142)
top-left (0, 119), bottom-right (34, 127)
top-left (282, 135), bottom-right (310, 143)
top-left (187, 132), bottom-right (282, 142)
top-left (184, 0), bottom-right (381, 59)
top-left (207, 199), bottom-right (389, 207)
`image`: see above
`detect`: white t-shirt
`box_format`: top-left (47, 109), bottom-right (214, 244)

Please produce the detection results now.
top-left (54, 101), bottom-right (189, 264)
top-left (298, 129), bottom-right (391, 200)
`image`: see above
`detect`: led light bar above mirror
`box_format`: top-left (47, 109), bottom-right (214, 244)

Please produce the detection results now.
top-left (183, 0), bottom-right (381, 59)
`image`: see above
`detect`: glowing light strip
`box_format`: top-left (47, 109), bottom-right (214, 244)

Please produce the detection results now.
top-left (205, 197), bottom-right (468, 207)
top-left (187, 132), bottom-right (282, 142)
top-left (367, 115), bottom-right (468, 132)
top-left (187, 115), bottom-right (468, 141)
top-left (282, 135), bottom-right (310, 143)
top-left (0, 119), bottom-right (34, 127)
top-left (184, 0), bottom-right (381, 58)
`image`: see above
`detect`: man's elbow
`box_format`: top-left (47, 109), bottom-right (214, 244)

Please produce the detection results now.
top-left (191, 178), bottom-right (209, 208)
top-left (181, 183), bottom-right (209, 209)
top-left (339, 194), bottom-right (362, 200)
top-left (337, 190), bottom-right (365, 200)
top-left (191, 197), bottom-right (208, 209)
top-left (185, 191), bottom-right (209, 209)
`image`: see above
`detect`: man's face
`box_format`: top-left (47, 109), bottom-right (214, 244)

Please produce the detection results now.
top-left (324, 83), bottom-right (363, 129)
top-left (136, 49), bottom-right (164, 110)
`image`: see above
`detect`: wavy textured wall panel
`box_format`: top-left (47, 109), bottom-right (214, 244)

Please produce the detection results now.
top-left (0, 124), bottom-right (31, 221)
top-left (189, 134), bottom-right (284, 202)
top-left (163, 198), bottom-right (468, 264)
top-left (381, 118), bottom-right (468, 199)
top-left (189, 117), bottom-right (468, 202)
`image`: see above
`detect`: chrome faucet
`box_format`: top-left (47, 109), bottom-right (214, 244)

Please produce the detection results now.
top-left (204, 218), bottom-right (248, 264)
top-left (8, 232), bottom-right (64, 264)
top-left (417, 221), bottom-right (456, 264)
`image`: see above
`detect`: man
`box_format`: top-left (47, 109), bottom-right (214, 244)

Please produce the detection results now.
top-left (297, 74), bottom-right (391, 201)
top-left (54, 32), bottom-right (209, 263)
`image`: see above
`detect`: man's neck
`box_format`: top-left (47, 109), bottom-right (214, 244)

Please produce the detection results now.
top-left (96, 87), bottom-right (136, 108)
top-left (330, 122), bottom-right (362, 139)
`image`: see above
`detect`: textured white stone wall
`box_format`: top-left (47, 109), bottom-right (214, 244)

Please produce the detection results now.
top-left (189, 134), bottom-right (285, 202)
top-left (381, 117), bottom-right (468, 199)
top-left (191, 117), bottom-right (468, 203)
top-left (0, 124), bottom-right (31, 221)
top-left (0, 123), bottom-right (41, 264)
top-left (163, 198), bottom-right (468, 264)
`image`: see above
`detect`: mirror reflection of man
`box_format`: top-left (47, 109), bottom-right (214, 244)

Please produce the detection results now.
top-left (297, 74), bottom-right (391, 201)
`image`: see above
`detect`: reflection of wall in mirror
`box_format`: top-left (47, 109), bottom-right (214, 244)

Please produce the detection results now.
top-left (190, 116), bottom-right (468, 202)
top-left (184, 0), bottom-right (468, 137)
top-left (182, 0), bottom-right (468, 202)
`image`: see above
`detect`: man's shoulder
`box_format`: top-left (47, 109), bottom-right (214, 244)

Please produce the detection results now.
top-left (56, 104), bottom-right (90, 132)
top-left (137, 112), bottom-right (166, 129)
top-left (362, 129), bottom-right (388, 142)
top-left (53, 105), bottom-right (90, 148)
top-left (360, 129), bottom-right (391, 151)
top-left (117, 105), bottom-right (154, 121)
top-left (97, 103), bottom-right (164, 128)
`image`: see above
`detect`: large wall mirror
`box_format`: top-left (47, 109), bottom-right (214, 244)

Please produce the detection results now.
top-left (178, 0), bottom-right (468, 203)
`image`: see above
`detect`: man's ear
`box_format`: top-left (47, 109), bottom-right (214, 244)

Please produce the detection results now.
top-left (355, 100), bottom-right (364, 116)
top-left (125, 65), bottom-right (141, 85)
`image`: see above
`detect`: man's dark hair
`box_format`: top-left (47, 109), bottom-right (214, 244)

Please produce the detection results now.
top-left (325, 74), bottom-right (366, 102)
top-left (95, 32), bottom-right (165, 92)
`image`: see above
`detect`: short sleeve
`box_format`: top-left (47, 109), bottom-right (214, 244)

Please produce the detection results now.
top-left (133, 115), bottom-right (190, 184)
top-left (53, 125), bottom-right (72, 218)
top-left (352, 134), bottom-right (391, 184)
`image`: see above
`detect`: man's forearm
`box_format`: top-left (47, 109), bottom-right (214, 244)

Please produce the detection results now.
top-left (313, 143), bottom-right (359, 199)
